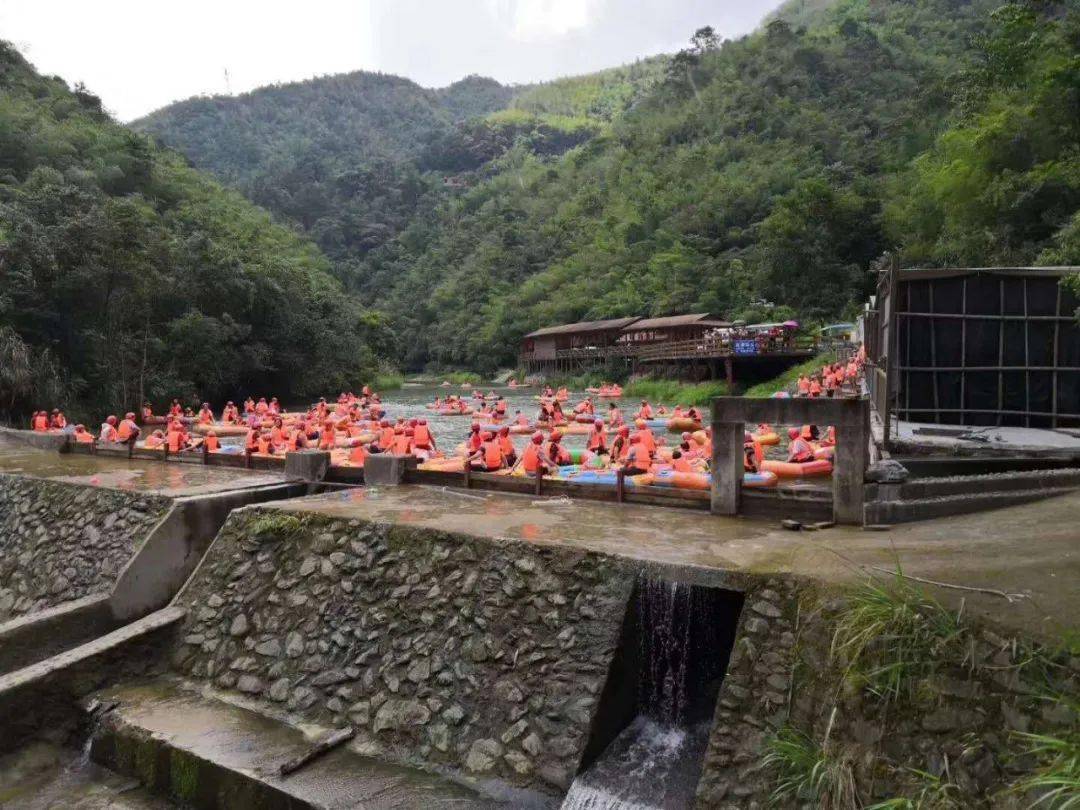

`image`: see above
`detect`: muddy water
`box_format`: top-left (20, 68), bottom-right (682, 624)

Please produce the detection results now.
top-left (0, 437), bottom-right (287, 496)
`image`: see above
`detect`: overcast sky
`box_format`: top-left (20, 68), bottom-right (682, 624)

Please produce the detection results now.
top-left (0, 0), bottom-right (783, 122)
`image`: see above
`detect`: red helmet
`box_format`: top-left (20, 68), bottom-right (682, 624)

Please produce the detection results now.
top-left (419, 419), bottom-right (427, 426)
top-left (618, 425), bottom-right (630, 436)
top-left (594, 419), bottom-right (603, 427)
top-left (471, 423), bottom-right (480, 431)
top-left (106, 415), bottom-right (117, 425)
top-left (405, 428), bottom-right (415, 437)
top-left (788, 427), bottom-right (800, 439)
top-left (531, 432), bottom-right (544, 444)
top-left (408, 418), bottom-right (418, 427)
top-left (498, 426), bottom-right (509, 436)
top-left (380, 420), bottom-right (390, 428)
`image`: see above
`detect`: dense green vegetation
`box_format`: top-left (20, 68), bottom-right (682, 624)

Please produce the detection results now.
top-left (143, 0), bottom-right (1076, 375)
top-left (0, 43), bottom-right (385, 423)
top-left (743, 353), bottom-right (837, 397)
top-left (622, 380), bottom-right (731, 406)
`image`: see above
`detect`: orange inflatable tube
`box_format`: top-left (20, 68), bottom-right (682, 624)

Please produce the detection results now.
top-left (760, 459), bottom-right (833, 478)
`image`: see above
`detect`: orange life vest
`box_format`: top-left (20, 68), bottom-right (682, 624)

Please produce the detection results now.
top-left (497, 435), bottom-right (515, 456)
top-left (522, 444), bottom-right (541, 473)
top-left (673, 456), bottom-right (694, 473)
top-left (414, 425), bottom-right (432, 447)
top-left (348, 444), bottom-right (367, 465)
top-left (117, 419), bottom-right (137, 441)
top-left (204, 435), bottom-right (220, 452)
top-left (167, 430), bottom-right (184, 452)
top-left (33, 414), bottom-right (48, 431)
top-left (587, 428), bottom-right (606, 452)
top-left (392, 434), bottom-right (411, 455)
top-left (483, 441), bottom-right (503, 469)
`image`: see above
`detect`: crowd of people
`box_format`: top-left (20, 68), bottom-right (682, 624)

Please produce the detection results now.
top-left (23, 347), bottom-right (864, 483)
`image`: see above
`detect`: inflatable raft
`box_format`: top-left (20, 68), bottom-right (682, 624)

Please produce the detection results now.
top-left (192, 423), bottom-right (248, 437)
top-left (760, 459), bottom-right (833, 478)
top-left (752, 431), bottom-right (780, 446)
top-left (649, 470), bottom-right (778, 490)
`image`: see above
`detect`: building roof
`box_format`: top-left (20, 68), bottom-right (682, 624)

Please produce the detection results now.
top-left (622, 313), bottom-right (729, 331)
top-left (524, 316), bottom-right (641, 339)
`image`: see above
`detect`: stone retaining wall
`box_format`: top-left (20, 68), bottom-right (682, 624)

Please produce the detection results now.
top-left (695, 580), bottom-right (1080, 808)
top-left (0, 474), bottom-right (170, 622)
top-left (169, 508), bottom-right (637, 797)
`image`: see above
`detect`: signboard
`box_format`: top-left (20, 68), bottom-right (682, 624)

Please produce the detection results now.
top-left (734, 339), bottom-right (758, 355)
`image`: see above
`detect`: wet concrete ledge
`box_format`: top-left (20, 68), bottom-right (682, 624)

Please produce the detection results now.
top-left (92, 679), bottom-right (506, 810)
top-left (0, 607), bottom-right (185, 755)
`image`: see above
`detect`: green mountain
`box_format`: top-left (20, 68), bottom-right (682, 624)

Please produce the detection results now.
top-left (138, 0), bottom-right (1080, 375)
top-left (0, 42), bottom-right (385, 422)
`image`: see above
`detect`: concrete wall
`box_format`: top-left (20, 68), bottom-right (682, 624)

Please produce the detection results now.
top-left (169, 507), bottom-right (637, 798)
top-left (0, 473), bottom-right (170, 622)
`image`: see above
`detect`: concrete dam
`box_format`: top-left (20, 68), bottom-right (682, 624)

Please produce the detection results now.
top-left (0, 436), bottom-right (1077, 808)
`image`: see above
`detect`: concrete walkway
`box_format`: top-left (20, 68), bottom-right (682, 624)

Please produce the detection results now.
top-left (276, 486), bottom-right (1080, 639)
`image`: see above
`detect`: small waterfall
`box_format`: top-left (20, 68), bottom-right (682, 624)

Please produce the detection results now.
top-left (561, 578), bottom-right (737, 810)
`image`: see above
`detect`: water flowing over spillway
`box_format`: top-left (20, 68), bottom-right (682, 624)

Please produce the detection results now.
top-left (560, 579), bottom-right (726, 810)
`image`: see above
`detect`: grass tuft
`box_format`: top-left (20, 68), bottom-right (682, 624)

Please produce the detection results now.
top-left (247, 513), bottom-right (303, 542)
top-left (831, 573), bottom-right (966, 704)
top-left (866, 768), bottom-right (965, 809)
top-left (764, 726), bottom-right (859, 809)
top-left (1010, 724), bottom-right (1080, 809)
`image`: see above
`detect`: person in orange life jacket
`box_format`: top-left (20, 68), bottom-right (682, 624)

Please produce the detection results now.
top-left (467, 423), bottom-right (484, 453)
top-left (414, 419), bottom-right (436, 452)
top-left (536, 402), bottom-right (552, 424)
top-left (496, 426), bottom-right (516, 465)
top-left (743, 432), bottom-right (762, 472)
top-left (587, 420), bottom-right (608, 456)
top-left (31, 410), bottom-right (48, 431)
top-left (99, 415), bottom-right (119, 443)
top-left (50, 409), bottom-right (67, 430)
top-left (801, 424), bottom-right (820, 442)
top-left (270, 418), bottom-right (287, 449)
top-left (672, 405), bottom-right (684, 418)
top-left (511, 432), bottom-right (554, 477)
top-left (269, 397), bottom-right (281, 414)
top-left (143, 429), bottom-right (164, 449)
top-left (513, 410), bottom-right (529, 427)
top-left (672, 449), bottom-right (695, 473)
top-left (243, 397), bottom-right (255, 415)
top-left (256, 430), bottom-right (274, 455)
top-left (169, 399), bottom-right (183, 417)
top-left (166, 421), bottom-right (188, 453)
top-left (317, 421), bottom-right (336, 451)
top-left (607, 402), bottom-right (623, 426)
top-left (550, 400), bottom-right (567, 425)
top-left (786, 428), bottom-right (814, 463)
top-left (203, 430), bottom-right (220, 453)
top-left (546, 431), bottom-right (572, 466)
top-left (392, 428), bottom-right (412, 456)
top-left (468, 432), bottom-right (506, 472)
top-left (495, 397), bottom-right (508, 417)
top-left (222, 402), bottom-right (239, 424)
top-left (686, 406), bottom-right (701, 422)
top-left (197, 403), bottom-right (214, 424)
top-left (117, 413), bottom-right (140, 442)
top-left (348, 440), bottom-right (367, 466)
top-left (255, 397), bottom-right (269, 415)
top-left (373, 420), bottom-right (392, 451)
top-left (632, 419), bottom-right (657, 456)
top-left (244, 425), bottom-right (259, 453)
top-left (797, 375), bottom-right (811, 396)
top-left (636, 400), bottom-right (653, 420)
top-left (610, 424), bottom-right (631, 461)
top-left (73, 424), bottom-right (95, 443)
top-left (622, 435), bottom-right (651, 476)
top-left (808, 377), bottom-right (823, 398)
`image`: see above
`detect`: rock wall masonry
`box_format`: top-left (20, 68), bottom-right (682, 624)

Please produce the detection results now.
top-left (0, 474), bottom-right (170, 622)
top-left (169, 508), bottom-right (637, 796)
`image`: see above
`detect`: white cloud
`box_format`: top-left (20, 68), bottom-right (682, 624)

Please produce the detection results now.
top-left (503, 0), bottom-right (605, 41)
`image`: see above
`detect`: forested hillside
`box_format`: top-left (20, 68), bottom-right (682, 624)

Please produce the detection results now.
top-left (123, 0), bottom-right (1080, 374)
top-left (0, 43), bottom-right (387, 422)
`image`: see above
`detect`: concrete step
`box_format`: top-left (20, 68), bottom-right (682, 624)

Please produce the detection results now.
top-left (89, 679), bottom-right (509, 810)
top-left (899, 468), bottom-right (1080, 499)
top-left (865, 486), bottom-right (1077, 525)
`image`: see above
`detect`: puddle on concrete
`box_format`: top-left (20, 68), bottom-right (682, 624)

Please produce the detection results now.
top-left (0, 438), bottom-right (289, 497)
top-left (0, 741), bottom-right (173, 809)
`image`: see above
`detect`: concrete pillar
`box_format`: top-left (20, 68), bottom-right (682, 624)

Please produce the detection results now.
top-left (284, 450), bottom-right (330, 482)
top-left (363, 454), bottom-right (409, 486)
top-left (710, 421), bottom-right (744, 516)
top-left (832, 400), bottom-right (869, 524)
